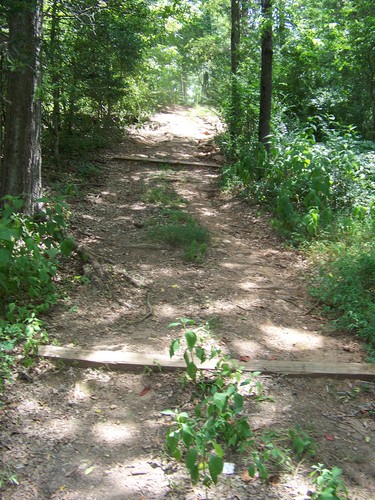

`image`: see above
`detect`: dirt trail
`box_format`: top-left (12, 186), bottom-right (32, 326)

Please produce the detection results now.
top-left (1, 106), bottom-right (374, 499)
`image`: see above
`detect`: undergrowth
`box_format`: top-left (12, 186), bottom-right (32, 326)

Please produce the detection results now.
top-left (0, 196), bottom-right (73, 392)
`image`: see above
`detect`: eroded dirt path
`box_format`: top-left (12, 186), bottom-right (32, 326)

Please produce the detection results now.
top-left (1, 106), bottom-right (374, 499)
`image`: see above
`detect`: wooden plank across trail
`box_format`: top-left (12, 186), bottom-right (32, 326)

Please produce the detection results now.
top-left (38, 345), bottom-right (375, 380)
top-left (111, 154), bottom-right (221, 168)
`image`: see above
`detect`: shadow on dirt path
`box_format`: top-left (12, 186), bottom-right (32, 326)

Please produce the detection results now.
top-left (1, 106), bottom-right (374, 500)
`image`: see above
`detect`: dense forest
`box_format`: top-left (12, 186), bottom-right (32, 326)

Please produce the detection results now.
top-left (0, 0), bottom-right (375, 495)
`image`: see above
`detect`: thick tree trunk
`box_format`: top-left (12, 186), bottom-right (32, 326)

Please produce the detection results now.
top-left (230, 0), bottom-right (241, 138)
top-left (1, 0), bottom-right (43, 214)
top-left (258, 0), bottom-right (273, 156)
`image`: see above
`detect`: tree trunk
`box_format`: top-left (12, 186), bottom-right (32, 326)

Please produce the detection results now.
top-left (50, 0), bottom-right (61, 166)
top-left (230, 0), bottom-right (241, 138)
top-left (258, 0), bottom-right (273, 156)
top-left (1, 0), bottom-right (43, 214)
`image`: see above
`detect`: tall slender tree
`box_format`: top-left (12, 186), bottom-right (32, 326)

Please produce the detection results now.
top-left (230, 0), bottom-right (241, 137)
top-left (1, 0), bottom-right (43, 214)
top-left (258, 0), bottom-right (273, 156)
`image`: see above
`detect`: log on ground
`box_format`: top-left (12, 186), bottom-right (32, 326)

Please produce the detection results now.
top-left (37, 345), bottom-right (375, 380)
top-left (111, 155), bottom-right (221, 168)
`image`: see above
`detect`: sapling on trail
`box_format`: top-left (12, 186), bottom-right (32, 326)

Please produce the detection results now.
top-left (162, 318), bottom-right (341, 494)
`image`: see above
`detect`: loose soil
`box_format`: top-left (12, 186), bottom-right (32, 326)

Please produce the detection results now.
top-left (1, 106), bottom-right (374, 500)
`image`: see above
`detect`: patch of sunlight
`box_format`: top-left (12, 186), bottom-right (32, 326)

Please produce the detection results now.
top-left (68, 381), bottom-right (91, 403)
top-left (238, 280), bottom-right (271, 291)
top-left (221, 262), bottom-right (255, 270)
top-left (17, 398), bottom-right (42, 414)
top-left (231, 338), bottom-right (262, 357)
top-left (44, 418), bottom-right (79, 439)
top-left (197, 207), bottom-right (217, 217)
top-left (113, 215), bottom-right (133, 222)
top-left (157, 304), bottom-right (181, 318)
top-left (92, 422), bottom-right (138, 445)
top-left (129, 203), bottom-right (148, 211)
top-left (261, 323), bottom-right (324, 351)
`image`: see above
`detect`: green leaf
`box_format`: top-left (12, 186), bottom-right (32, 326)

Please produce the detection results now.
top-left (185, 447), bottom-right (198, 471)
top-left (185, 330), bottom-right (197, 350)
top-left (183, 351), bottom-right (190, 366)
top-left (234, 393), bottom-right (244, 412)
top-left (212, 441), bottom-right (224, 458)
top-left (161, 409), bottom-right (175, 416)
top-left (167, 432), bottom-right (179, 454)
top-left (167, 321), bottom-right (181, 328)
top-left (60, 237), bottom-right (75, 256)
top-left (0, 340), bottom-right (14, 351)
top-left (25, 238), bottom-right (38, 252)
top-left (213, 392), bottom-right (227, 411)
top-left (195, 346), bottom-right (206, 363)
top-left (293, 437), bottom-right (305, 455)
top-left (181, 423), bottom-right (194, 447)
top-left (169, 338), bottom-right (180, 358)
top-left (248, 464), bottom-right (256, 477)
top-left (187, 361), bottom-right (198, 380)
top-left (208, 455), bottom-right (223, 484)
top-left (0, 248), bottom-right (11, 267)
top-left (189, 463), bottom-right (199, 484)
top-left (0, 227), bottom-right (19, 242)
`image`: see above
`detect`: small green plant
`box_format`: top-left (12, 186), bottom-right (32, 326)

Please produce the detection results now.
top-left (310, 464), bottom-right (349, 500)
top-left (164, 319), bottom-right (259, 486)
top-left (247, 424), bottom-right (317, 481)
top-left (0, 461), bottom-right (19, 488)
top-left (288, 424), bottom-right (317, 457)
top-left (164, 319), bottom-right (322, 490)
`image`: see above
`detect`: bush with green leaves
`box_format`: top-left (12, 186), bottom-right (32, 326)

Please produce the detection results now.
top-left (310, 464), bottom-right (349, 500)
top-left (0, 196), bottom-right (74, 390)
top-left (163, 319), bottom-right (319, 489)
top-left (223, 119), bottom-right (374, 241)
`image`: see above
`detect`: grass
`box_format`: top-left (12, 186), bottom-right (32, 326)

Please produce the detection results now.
top-left (148, 207), bottom-right (210, 263)
top-left (141, 185), bottom-right (184, 206)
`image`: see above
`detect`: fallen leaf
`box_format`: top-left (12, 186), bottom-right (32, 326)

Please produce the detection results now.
top-left (140, 386), bottom-right (151, 396)
top-left (239, 355), bottom-right (251, 362)
top-left (240, 469), bottom-right (257, 482)
top-left (324, 434), bottom-right (335, 441)
top-left (84, 466), bottom-right (95, 475)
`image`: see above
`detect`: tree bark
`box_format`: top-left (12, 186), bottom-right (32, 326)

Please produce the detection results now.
top-left (1, 0), bottom-right (43, 214)
top-left (258, 0), bottom-right (273, 157)
top-left (230, 0), bottom-right (241, 138)
top-left (50, 0), bottom-right (61, 166)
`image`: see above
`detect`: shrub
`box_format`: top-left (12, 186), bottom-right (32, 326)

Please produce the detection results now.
top-left (0, 196), bottom-right (73, 390)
